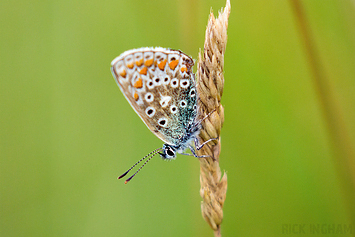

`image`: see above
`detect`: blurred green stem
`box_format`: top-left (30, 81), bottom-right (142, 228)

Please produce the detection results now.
top-left (290, 0), bottom-right (355, 222)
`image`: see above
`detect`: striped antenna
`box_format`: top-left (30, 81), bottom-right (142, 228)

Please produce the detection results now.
top-left (123, 149), bottom-right (161, 184)
top-left (118, 147), bottom-right (163, 183)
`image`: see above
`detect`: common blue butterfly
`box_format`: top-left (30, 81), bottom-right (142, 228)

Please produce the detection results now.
top-left (111, 47), bottom-right (214, 183)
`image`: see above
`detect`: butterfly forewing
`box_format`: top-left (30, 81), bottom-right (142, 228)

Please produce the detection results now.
top-left (111, 47), bottom-right (198, 146)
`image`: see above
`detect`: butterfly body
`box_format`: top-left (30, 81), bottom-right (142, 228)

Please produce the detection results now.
top-left (111, 47), bottom-right (201, 159)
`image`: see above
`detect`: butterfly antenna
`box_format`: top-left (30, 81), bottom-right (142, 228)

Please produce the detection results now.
top-left (118, 148), bottom-right (162, 180)
top-left (124, 148), bottom-right (162, 184)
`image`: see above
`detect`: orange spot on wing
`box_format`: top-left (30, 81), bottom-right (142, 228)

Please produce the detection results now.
top-left (139, 67), bottom-right (147, 75)
top-left (133, 92), bottom-right (139, 101)
top-left (158, 59), bottom-right (167, 70)
top-left (180, 66), bottom-right (187, 73)
top-left (144, 59), bottom-right (154, 67)
top-left (136, 59), bottom-right (143, 67)
top-left (133, 78), bottom-right (143, 89)
top-left (119, 69), bottom-right (127, 78)
top-left (169, 59), bottom-right (179, 70)
top-left (127, 63), bottom-right (134, 69)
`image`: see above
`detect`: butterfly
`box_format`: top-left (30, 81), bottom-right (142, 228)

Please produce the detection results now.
top-left (111, 47), bottom-right (215, 183)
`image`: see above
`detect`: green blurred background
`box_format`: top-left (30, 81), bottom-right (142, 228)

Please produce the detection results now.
top-left (1, 0), bottom-right (355, 236)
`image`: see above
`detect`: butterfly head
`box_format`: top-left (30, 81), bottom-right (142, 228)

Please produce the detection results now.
top-left (159, 144), bottom-right (177, 160)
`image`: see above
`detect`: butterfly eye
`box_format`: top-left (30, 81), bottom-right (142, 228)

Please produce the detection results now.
top-left (166, 147), bottom-right (175, 157)
top-left (179, 100), bottom-right (187, 108)
top-left (145, 107), bottom-right (156, 117)
top-left (189, 88), bottom-right (196, 97)
top-left (154, 77), bottom-right (161, 86)
top-left (158, 118), bottom-right (167, 127)
top-left (145, 93), bottom-right (154, 103)
top-left (163, 76), bottom-right (170, 85)
top-left (147, 80), bottom-right (154, 89)
top-left (180, 79), bottom-right (190, 89)
top-left (170, 105), bottom-right (178, 114)
top-left (162, 145), bottom-right (176, 159)
top-left (170, 78), bottom-right (179, 88)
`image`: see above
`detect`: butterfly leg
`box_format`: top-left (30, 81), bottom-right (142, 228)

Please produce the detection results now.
top-left (180, 148), bottom-right (207, 158)
top-left (188, 144), bottom-right (209, 158)
top-left (194, 137), bottom-right (219, 150)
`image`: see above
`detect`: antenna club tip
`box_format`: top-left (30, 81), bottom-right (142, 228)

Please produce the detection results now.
top-left (118, 170), bottom-right (129, 179)
top-left (124, 180), bottom-right (128, 184)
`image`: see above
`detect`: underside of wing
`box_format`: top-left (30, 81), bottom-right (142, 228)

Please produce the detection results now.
top-left (111, 47), bottom-right (197, 145)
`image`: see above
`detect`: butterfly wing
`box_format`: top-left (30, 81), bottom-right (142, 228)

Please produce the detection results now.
top-left (111, 47), bottom-right (198, 145)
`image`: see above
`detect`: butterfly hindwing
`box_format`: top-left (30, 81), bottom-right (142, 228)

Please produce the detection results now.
top-left (111, 47), bottom-right (198, 145)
